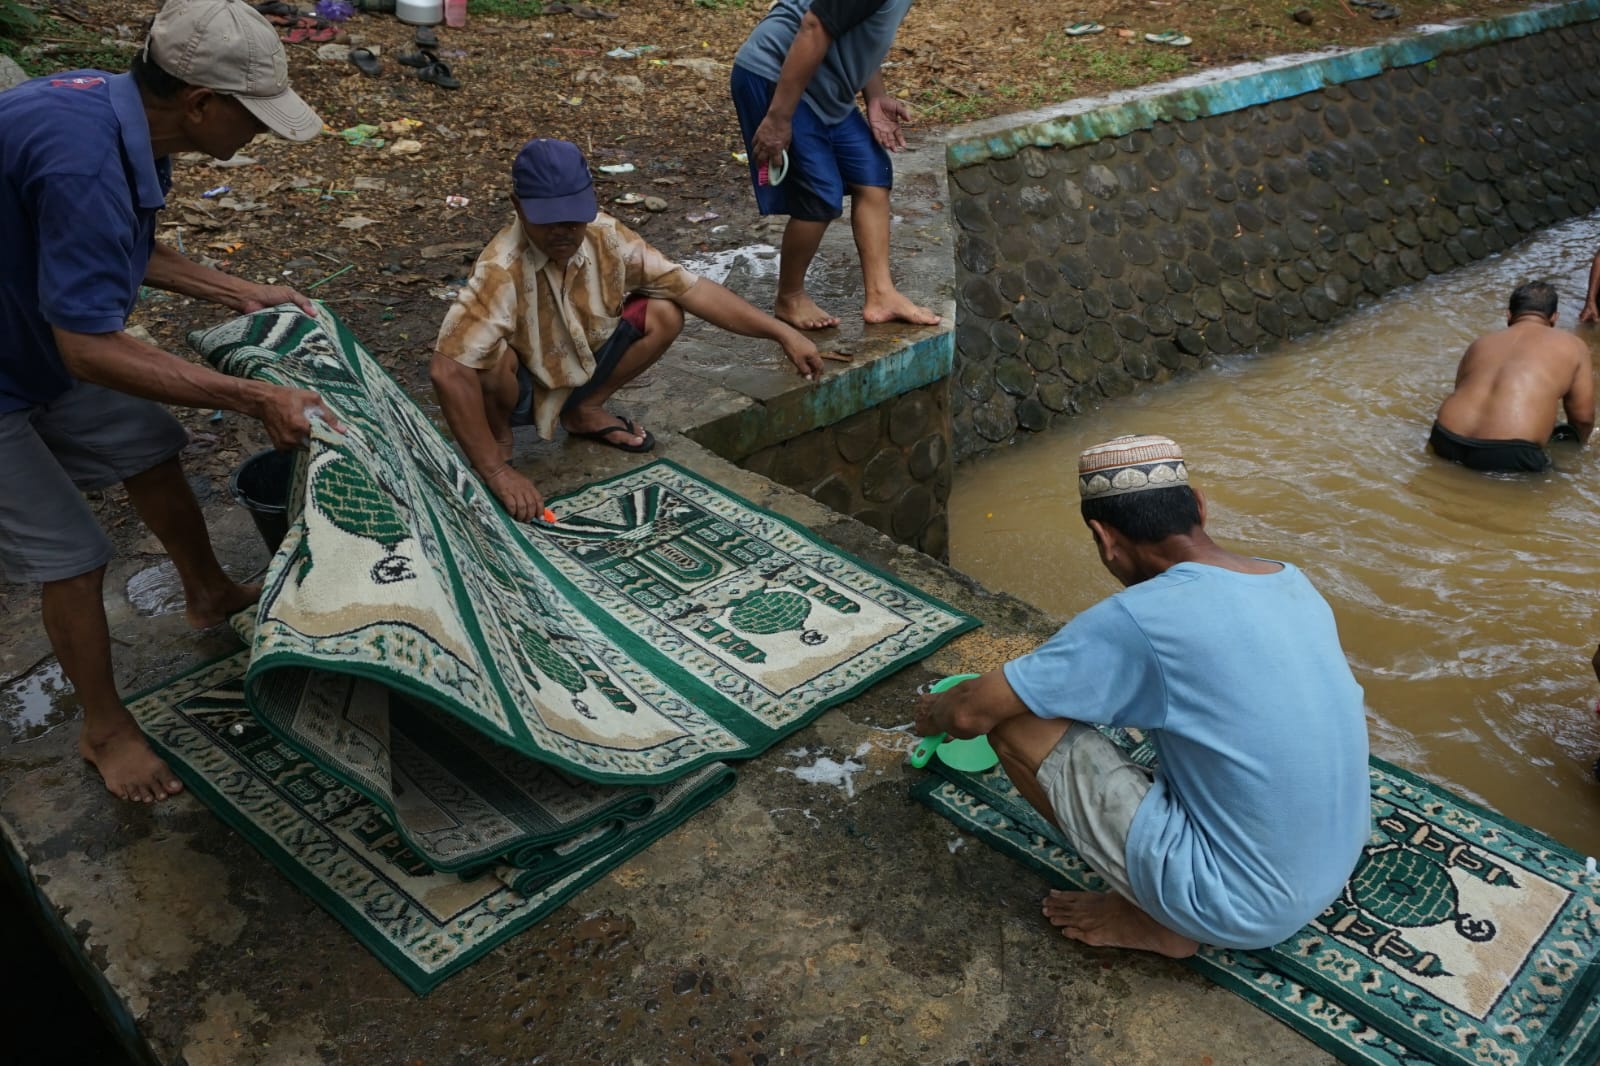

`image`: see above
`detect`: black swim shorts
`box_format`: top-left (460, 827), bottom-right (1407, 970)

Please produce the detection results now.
top-left (1428, 421), bottom-right (1552, 473)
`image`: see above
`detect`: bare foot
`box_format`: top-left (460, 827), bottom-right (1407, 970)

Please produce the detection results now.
top-left (1042, 890), bottom-right (1199, 958)
top-left (79, 719), bottom-right (184, 804)
top-left (863, 291), bottom-right (942, 326)
top-left (187, 580), bottom-right (262, 630)
top-left (775, 292), bottom-right (841, 331)
top-left (494, 431), bottom-right (513, 462)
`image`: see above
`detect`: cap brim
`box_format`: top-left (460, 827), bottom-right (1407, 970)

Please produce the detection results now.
top-left (516, 186), bottom-right (598, 225)
top-left (238, 86), bottom-right (323, 143)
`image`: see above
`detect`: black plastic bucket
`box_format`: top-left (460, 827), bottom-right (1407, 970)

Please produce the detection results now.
top-left (230, 449), bottom-right (295, 554)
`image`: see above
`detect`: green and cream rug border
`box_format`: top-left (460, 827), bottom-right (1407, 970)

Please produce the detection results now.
top-left (914, 755), bottom-right (1600, 1066)
top-left (913, 774), bottom-right (1600, 1066)
top-left (128, 650), bottom-right (734, 994)
top-left (193, 306), bottom-right (978, 784)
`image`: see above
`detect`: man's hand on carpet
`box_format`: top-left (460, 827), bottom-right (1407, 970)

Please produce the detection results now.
top-left (485, 465), bottom-right (544, 522)
top-left (254, 386), bottom-right (343, 448)
top-left (236, 282), bottom-right (317, 317)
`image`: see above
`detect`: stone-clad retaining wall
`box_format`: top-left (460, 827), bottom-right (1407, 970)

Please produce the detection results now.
top-left (739, 382), bottom-right (952, 559)
top-left (945, 1), bottom-right (1600, 458)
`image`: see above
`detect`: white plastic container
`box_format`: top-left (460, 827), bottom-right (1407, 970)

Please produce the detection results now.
top-left (396, 0), bottom-right (442, 25)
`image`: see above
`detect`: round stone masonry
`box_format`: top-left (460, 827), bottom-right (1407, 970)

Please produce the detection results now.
top-left (946, 16), bottom-right (1600, 460)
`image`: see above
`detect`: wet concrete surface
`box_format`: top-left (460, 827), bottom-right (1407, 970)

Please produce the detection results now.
top-left (0, 147), bottom-right (1333, 1064)
top-left (0, 441), bottom-right (1333, 1066)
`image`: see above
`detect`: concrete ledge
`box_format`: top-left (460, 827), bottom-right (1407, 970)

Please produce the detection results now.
top-left (0, 435), bottom-right (1337, 1065)
top-left (684, 325), bottom-right (951, 461)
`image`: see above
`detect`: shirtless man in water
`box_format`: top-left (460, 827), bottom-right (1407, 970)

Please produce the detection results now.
top-left (1431, 280), bottom-right (1594, 473)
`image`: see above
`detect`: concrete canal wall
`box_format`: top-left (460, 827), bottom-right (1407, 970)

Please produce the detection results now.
top-left (942, 0), bottom-right (1600, 458)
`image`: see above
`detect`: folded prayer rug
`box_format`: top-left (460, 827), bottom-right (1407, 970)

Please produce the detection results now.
top-left (161, 305), bottom-right (976, 989)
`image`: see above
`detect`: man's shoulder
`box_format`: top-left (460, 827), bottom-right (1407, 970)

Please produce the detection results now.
top-left (0, 72), bottom-right (119, 174)
top-left (590, 212), bottom-right (685, 268)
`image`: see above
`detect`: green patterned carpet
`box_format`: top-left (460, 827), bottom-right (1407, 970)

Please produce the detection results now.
top-left (131, 650), bottom-right (733, 994)
top-left (158, 306), bottom-right (977, 990)
top-left (914, 740), bottom-right (1600, 1066)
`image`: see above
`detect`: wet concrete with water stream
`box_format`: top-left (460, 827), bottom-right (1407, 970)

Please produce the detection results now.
top-left (952, 210), bottom-right (1600, 860)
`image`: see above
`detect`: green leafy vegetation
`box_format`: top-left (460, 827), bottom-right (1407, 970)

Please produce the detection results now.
top-left (0, 2), bottom-right (138, 76)
top-left (469, 0), bottom-right (546, 17)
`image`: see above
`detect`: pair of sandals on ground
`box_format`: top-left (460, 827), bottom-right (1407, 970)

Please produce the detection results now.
top-left (348, 25), bottom-right (460, 88)
top-left (255, 1), bottom-right (342, 42)
top-left (1064, 23), bottom-right (1193, 46)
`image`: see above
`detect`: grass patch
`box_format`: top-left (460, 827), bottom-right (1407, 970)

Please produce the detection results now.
top-left (1, 10), bottom-right (138, 77)
top-left (471, 0), bottom-right (547, 16)
top-left (1081, 44), bottom-right (1191, 88)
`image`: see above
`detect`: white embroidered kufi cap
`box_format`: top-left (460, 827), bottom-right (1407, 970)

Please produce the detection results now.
top-left (1077, 434), bottom-right (1190, 501)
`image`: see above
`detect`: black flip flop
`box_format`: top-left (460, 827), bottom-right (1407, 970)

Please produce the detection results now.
top-left (567, 417), bottom-right (654, 453)
top-left (348, 47), bottom-right (382, 76)
top-left (1368, 3), bottom-right (1399, 18)
top-left (395, 47), bottom-right (433, 67)
top-left (417, 57), bottom-right (460, 89)
top-left (414, 25), bottom-right (438, 47)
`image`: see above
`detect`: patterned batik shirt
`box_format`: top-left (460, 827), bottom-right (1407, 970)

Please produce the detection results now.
top-left (434, 211), bottom-right (701, 439)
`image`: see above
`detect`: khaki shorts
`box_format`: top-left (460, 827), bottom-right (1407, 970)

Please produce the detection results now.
top-left (1037, 723), bottom-right (1154, 901)
top-left (0, 382), bottom-right (188, 584)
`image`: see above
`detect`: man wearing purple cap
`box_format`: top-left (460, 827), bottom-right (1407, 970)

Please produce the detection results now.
top-left (0, 0), bottom-right (333, 804)
top-left (916, 435), bottom-right (1369, 958)
top-left (431, 138), bottom-right (826, 522)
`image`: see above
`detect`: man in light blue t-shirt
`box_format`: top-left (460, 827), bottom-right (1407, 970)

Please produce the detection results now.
top-left (916, 435), bottom-right (1370, 956)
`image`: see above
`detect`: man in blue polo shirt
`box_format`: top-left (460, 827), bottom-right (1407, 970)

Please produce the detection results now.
top-left (915, 436), bottom-right (1370, 956)
top-left (0, 0), bottom-right (334, 805)
top-left (732, 0), bottom-right (941, 332)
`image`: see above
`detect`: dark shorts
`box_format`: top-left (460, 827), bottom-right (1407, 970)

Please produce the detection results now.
top-left (1429, 421), bottom-right (1552, 473)
top-left (511, 296), bottom-right (648, 426)
top-left (0, 382), bottom-right (188, 583)
top-left (730, 64), bottom-right (893, 223)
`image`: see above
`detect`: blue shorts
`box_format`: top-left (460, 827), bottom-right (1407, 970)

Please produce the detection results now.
top-left (730, 64), bottom-right (893, 223)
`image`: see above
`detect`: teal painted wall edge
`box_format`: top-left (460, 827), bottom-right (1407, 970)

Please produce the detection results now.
top-left (687, 328), bottom-right (953, 460)
top-left (946, 0), bottom-right (1600, 168)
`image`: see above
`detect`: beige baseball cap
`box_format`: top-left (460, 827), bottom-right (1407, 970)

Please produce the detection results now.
top-left (146, 0), bottom-right (321, 142)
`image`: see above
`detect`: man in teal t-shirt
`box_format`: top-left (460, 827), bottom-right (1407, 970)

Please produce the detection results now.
top-left (916, 434), bottom-right (1370, 955)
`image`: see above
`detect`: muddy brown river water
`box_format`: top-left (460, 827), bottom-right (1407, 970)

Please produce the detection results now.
top-left (951, 212), bottom-right (1600, 859)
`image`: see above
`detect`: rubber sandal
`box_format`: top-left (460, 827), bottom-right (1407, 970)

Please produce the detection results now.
top-left (567, 417), bottom-right (654, 453)
top-left (1368, 3), bottom-right (1399, 17)
top-left (281, 23), bottom-right (336, 42)
top-left (414, 25), bottom-right (438, 47)
top-left (570, 3), bottom-right (619, 18)
top-left (1144, 30), bottom-right (1192, 46)
top-left (349, 46), bottom-right (381, 75)
top-left (395, 47), bottom-right (433, 67)
top-left (416, 58), bottom-right (461, 89)
top-left (1064, 21), bottom-right (1104, 35)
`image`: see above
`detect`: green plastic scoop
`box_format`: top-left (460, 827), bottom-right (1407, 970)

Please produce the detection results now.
top-left (909, 673), bottom-right (998, 771)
